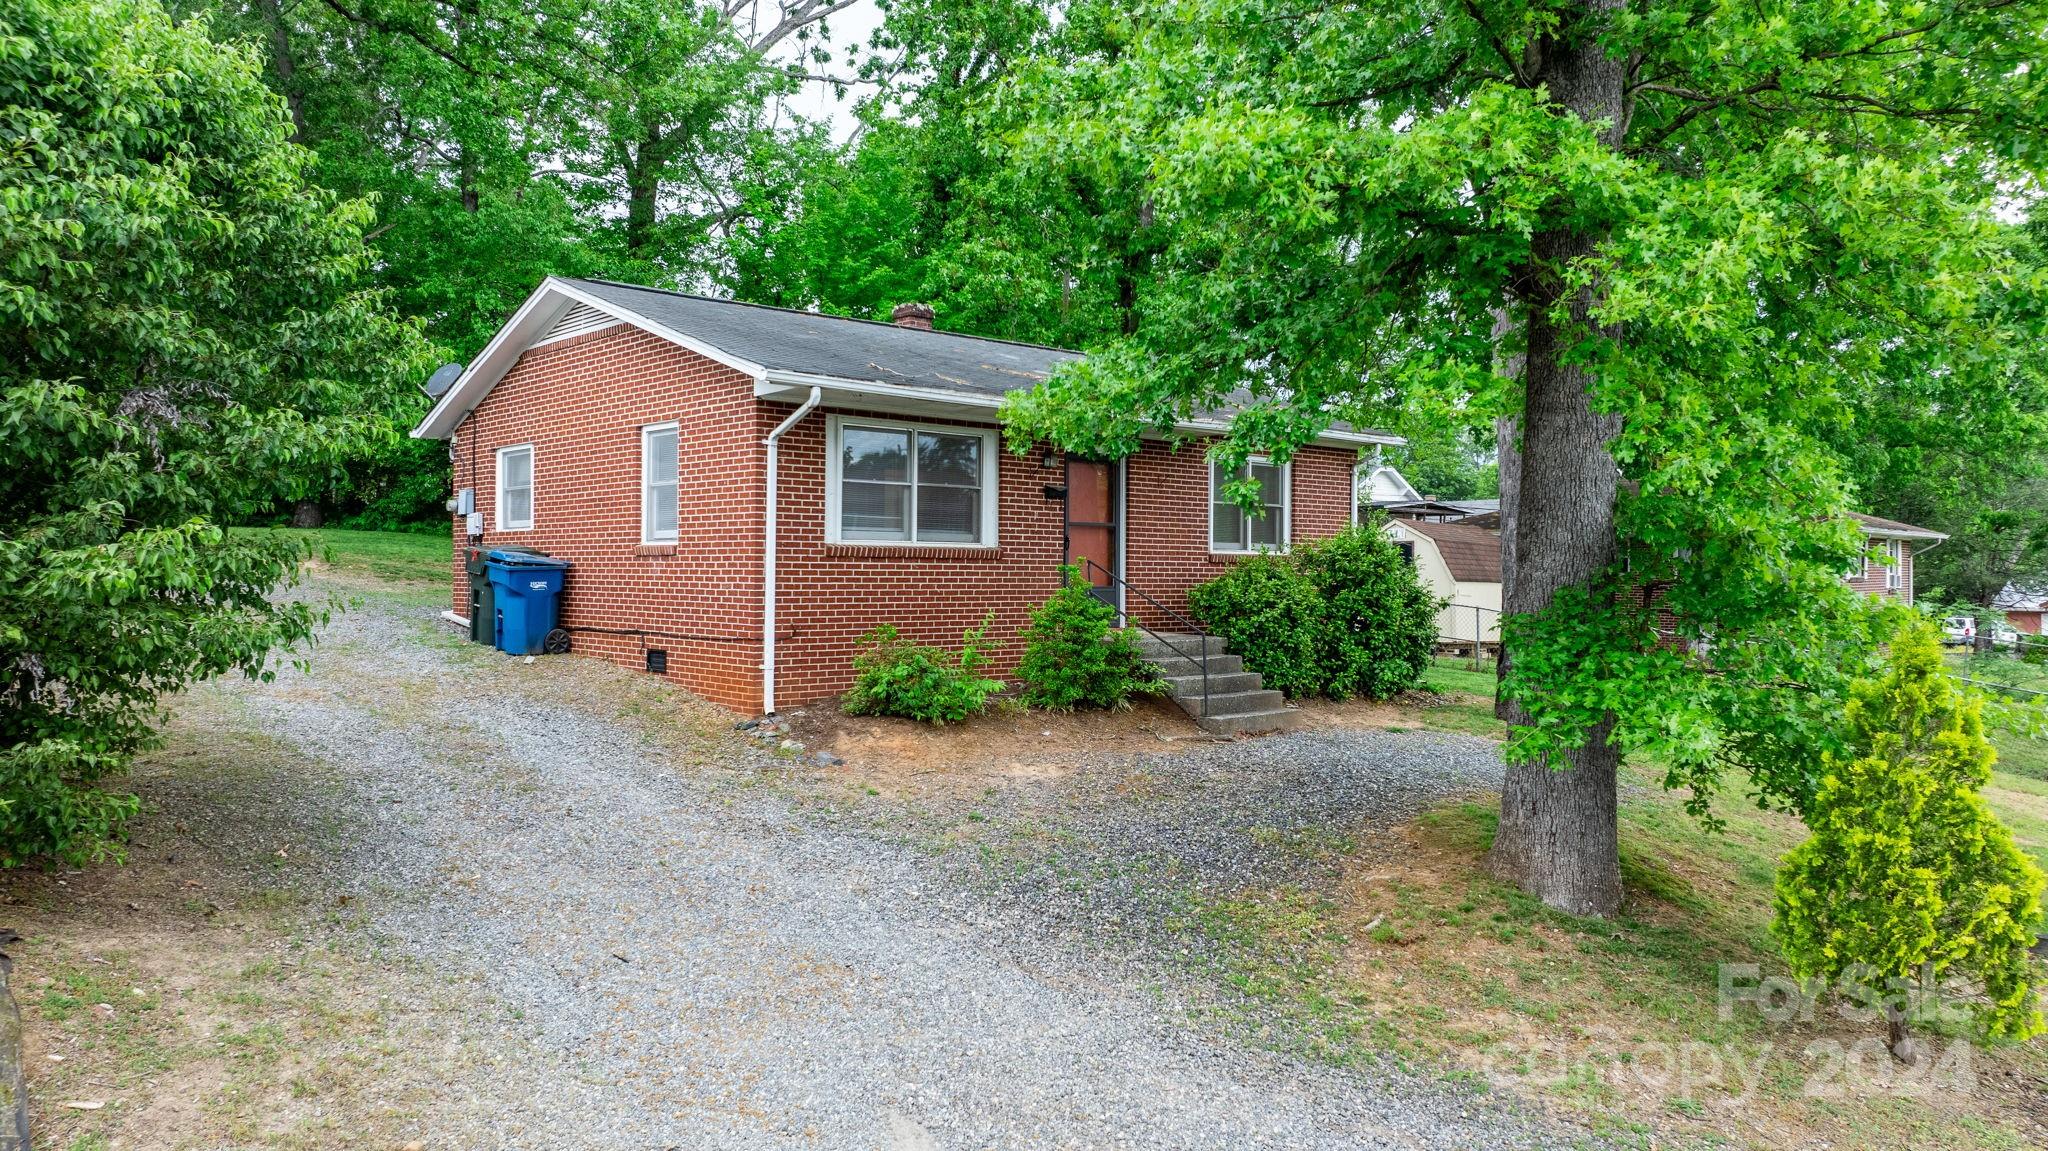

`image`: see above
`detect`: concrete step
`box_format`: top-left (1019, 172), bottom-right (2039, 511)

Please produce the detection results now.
top-left (1175, 688), bottom-right (1286, 718)
top-left (1144, 653), bottom-right (1244, 679)
top-left (1156, 671), bottom-right (1265, 697)
top-left (1131, 631), bottom-right (1216, 659)
top-left (1191, 707), bottom-right (1304, 736)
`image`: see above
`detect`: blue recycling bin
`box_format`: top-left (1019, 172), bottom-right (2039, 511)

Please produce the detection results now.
top-left (485, 549), bottom-right (571, 655)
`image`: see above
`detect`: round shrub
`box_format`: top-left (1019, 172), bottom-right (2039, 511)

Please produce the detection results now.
top-left (1187, 553), bottom-right (1326, 700)
top-left (1188, 524), bottom-right (1442, 700)
top-left (1295, 524), bottom-right (1441, 699)
top-left (1017, 567), bottom-right (1160, 710)
top-left (843, 615), bottom-right (1003, 724)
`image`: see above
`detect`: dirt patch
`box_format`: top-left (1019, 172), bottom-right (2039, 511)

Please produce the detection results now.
top-left (777, 695), bottom-right (1220, 798)
top-left (1291, 691), bottom-right (1455, 730)
top-left (4, 712), bottom-right (547, 1150)
top-left (1282, 689), bottom-right (1506, 742)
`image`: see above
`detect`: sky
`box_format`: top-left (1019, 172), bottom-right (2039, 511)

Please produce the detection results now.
top-left (769, 0), bottom-right (888, 141)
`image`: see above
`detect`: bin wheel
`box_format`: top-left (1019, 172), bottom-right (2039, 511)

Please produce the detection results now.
top-left (542, 628), bottom-right (572, 655)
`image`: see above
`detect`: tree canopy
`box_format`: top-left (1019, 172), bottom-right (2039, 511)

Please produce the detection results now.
top-left (0, 0), bottom-right (434, 862)
top-left (988, 0), bottom-right (2048, 910)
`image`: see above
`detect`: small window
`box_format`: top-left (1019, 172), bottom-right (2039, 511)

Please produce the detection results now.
top-left (1886, 540), bottom-right (1903, 591)
top-left (496, 445), bottom-right (534, 531)
top-left (642, 423), bottom-right (678, 543)
top-left (1210, 459), bottom-right (1288, 552)
top-left (827, 417), bottom-right (996, 546)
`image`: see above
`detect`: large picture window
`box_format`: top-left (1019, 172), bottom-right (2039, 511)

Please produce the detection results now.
top-left (496, 444), bottom-right (534, 531)
top-left (827, 417), bottom-right (997, 546)
top-left (642, 423), bottom-right (678, 543)
top-left (1210, 459), bottom-right (1288, 552)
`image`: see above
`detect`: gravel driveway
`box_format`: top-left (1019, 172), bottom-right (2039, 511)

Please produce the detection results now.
top-left (180, 581), bottom-right (1586, 1150)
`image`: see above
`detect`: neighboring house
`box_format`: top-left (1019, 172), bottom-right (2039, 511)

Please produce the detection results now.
top-left (1355, 462), bottom-right (1498, 523)
top-left (1994, 584), bottom-right (2047, 634)
top-left (1843, 513), bottom-right (1946, 603)
top-left (1383, 517), bottom-right (1501, 648)
top-left (1381, 507), bottom-right (1944, 651)
top-left (411, 278), bottom-right (1395, 714)
top-left (1357, 462), bottom-right (1423, 507)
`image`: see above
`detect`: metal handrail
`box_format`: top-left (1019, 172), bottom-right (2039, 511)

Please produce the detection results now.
top-left (1076, 558), bottom-right (1213, 717)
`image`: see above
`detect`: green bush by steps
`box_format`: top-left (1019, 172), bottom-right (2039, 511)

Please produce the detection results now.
top-left (1189, 523), bottom-right (1440, 701)
top-left (1017, 567), bottom-right (1162, 711)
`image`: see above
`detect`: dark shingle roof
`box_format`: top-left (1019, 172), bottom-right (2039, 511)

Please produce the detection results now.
top-left (1847, 511), bottom-right (1947, 540)
top-left (568, 279), bottom-right (1080, 399)
top-left (1400, 518), bottom-right (1502, 584)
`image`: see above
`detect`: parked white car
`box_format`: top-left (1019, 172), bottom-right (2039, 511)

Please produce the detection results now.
top-left (1941, 615), bottom-right (1977, 646)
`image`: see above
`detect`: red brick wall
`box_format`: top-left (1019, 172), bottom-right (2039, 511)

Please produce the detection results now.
top-left (1123, 440), bottom-right (1358, 631)
top-left (1845, 539), bottom-right (1916, 602)
top-left (764, 405), bottom-right (1066, 707)
top-left (447, 324), bottom-right (1363, 712)
top-left (449, 324), bottom-right (767, 710)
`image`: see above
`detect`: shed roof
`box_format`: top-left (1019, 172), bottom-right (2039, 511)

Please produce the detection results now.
top-left (1994, 583), bottom-right (2048, 612)
top-left (1397, 518), bottom-right (1501, 584)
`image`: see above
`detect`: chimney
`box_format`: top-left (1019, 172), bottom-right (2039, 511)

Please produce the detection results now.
top-left (891, 302), bottom-right (935, 331)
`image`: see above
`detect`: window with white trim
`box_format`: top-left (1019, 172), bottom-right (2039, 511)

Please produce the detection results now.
top-left (1886, 539), bottom-right (1904, 591)
top-left (1210, 459), bottom-right (1288, 552)
top-left (826, 416), bottom-right (997, 546)
top-left (496, 444), bottom-right (534, 531)
top-left (642, 423), bottom-right (679, 543)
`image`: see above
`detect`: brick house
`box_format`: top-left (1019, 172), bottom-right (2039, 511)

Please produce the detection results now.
top-left (1993, 584), bottom-right (2046, 635)
top-left (410, 278), bottom-right (1394, 714)
top-left (1843, 513), bottom-right (1946, 603)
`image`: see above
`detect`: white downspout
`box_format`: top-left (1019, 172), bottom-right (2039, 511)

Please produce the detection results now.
top-left (761, 386), bottom-right (822, 715)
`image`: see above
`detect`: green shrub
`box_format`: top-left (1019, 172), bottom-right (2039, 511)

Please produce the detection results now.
top-left (2021, 633), bottom-right (2048, 665)
top-left (1188, 523), bottom-right (1441, 701)
top-left (843, 615), bottom-right (1003, 724)
top-left (1187, 553), bottom-right (1326, 699)
top-left (1017, 567), bottom-right (1160, 710)
top-left (1773, 619), bottom-right (2044, 1059)
top-left (1295, 525), bottom-right (1441, 699)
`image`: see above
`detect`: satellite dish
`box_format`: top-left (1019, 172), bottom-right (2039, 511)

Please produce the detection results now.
top-left (422, 362), bottom-right (463, 399)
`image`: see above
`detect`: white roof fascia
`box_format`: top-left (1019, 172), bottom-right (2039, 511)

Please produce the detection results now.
top-left (1856, 525), bottom-right (1949, 542)
top-left (756, 374), bottom-right (1400, 450)
top-left (548, 278), bottom-right (767, 379)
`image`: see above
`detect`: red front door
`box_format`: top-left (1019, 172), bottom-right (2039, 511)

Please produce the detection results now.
top-left (1064, 459), bottom-right (1118, 605)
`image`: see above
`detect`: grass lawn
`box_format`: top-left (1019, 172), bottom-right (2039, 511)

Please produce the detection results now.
top-left (297, 527), bottom-right (451, 584)
top-left (1188, 651), bottom-right (2048, 1148)
top-left (1412, 656), bottom-right (1507, 738)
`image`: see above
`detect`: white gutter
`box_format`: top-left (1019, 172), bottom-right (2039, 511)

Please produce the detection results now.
top-left (761, 386), bottom-right (822, 715)
top-left (752, 375), bottom-right (1403, 449)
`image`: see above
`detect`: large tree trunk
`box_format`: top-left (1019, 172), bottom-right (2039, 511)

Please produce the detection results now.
top-left (1485, 2), bottom-right (1630, 918)
top-left (624, 132), bottom-right (662, 253)
top-left (256, 0), bottom-right (307, 141)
